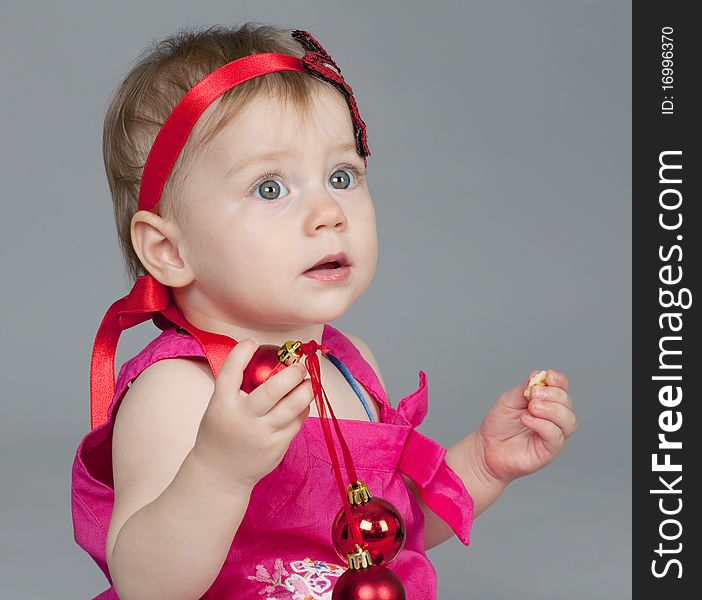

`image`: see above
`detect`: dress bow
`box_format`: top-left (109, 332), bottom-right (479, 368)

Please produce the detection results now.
top-left (395, 371), bottom-right (474, 545)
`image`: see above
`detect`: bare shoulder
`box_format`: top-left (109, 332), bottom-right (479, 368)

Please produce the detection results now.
top-left (105, 357), bottom-right (214, 565)
top-left (335, 328), bottom-right (387, 396)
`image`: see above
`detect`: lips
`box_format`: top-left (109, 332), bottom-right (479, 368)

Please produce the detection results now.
top-left (305, 252), bottom-right (350, 272)
top-left (308, 261), bottom-right (340, 270)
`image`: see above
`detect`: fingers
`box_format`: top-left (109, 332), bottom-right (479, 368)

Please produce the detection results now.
top-left (523, 369), bottom-right (570, 400)
top-left (546, 369), bottom-right (569, 391)
top-left (529, 384), bottom-right (573, 410)
top-left (527, 396), bottom-right (577, 438)
top-left (251, 362), bottom-right (309, 417)
top-left (214, 339), bottom-right (309, 418)
top-left (265, 379), bottom-right (315, 432)
top-left (523, 368), bottom-right (576, 449)
top-left (520, 412), bottom-right (566, 452)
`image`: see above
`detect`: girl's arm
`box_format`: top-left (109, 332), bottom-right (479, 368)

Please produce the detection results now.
top-left (106, 358), bottom-right (253, 600)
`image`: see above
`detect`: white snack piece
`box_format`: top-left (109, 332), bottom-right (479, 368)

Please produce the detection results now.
top-left (524, 370), bottom-right (548, 399)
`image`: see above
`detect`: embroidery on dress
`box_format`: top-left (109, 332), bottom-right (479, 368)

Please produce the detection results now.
top-left (247, 557), bottom-right (347, 599)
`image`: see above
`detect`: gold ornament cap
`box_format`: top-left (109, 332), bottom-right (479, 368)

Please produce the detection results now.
top-left (347, 481), bottom-right (372, 506)
top-left (347, 543), bottom-right (373, 570)
top-left (278, 340), bottom-right (303, 365)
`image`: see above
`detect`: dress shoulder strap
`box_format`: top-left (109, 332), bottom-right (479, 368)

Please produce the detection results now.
top-left (78, 327), bottom-right (207, 488)
top-left (321, 324), bottom-right (391, 412)
top-left (114, 327), bottom-right (205, 400)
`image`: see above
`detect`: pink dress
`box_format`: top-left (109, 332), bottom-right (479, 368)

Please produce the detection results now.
top-left (72, 324), bottom-right (474, 599)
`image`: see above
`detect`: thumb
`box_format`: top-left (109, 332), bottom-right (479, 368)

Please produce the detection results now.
top-left (498, 375), bottom-right (536, 410)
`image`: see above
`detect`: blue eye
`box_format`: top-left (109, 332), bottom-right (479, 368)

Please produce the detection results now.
top-left (249, 165), bottom-right (365, 201)
top-left (330, 167), bottom-right (356, 190)
top-left (253, 173), bottom-right (289, 201)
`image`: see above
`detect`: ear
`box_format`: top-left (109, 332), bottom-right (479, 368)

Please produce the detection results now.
top-left (130, 210), bottom-right (194, 288)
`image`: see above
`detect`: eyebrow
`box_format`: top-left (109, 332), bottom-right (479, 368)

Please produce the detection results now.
top-left (225, 142), bottom-right (360, 178)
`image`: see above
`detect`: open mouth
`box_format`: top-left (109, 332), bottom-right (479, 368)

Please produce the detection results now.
top-left (306, 261), bottom-right (342, 271)
top-left (304, 252), bottom-right (350, 273)
top-left (303, 254), bottom-right (351, 281)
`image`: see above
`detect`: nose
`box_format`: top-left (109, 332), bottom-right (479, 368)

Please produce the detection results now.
top-left (305, 189), bottom-right (348, 234)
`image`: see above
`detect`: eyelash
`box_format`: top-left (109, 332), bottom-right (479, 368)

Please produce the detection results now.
top-left (247, 164), bottom-right (366, 197)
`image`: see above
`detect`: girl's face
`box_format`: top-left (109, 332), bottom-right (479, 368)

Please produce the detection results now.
top-left (174, 84), bottom-right (377, 332)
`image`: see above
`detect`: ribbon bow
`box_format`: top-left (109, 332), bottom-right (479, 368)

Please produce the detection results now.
top-left (291, 29), bottom-right (370, 161)
top-left (90, 275), bottom-right (243, 430)
top-left (394, 375), bottom-right (474, 545)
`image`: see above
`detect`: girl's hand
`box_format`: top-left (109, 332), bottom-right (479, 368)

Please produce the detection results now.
top-left (191, 339), bottom-right (315, 491)
top-left (476, 369), bottom-right (577, 485)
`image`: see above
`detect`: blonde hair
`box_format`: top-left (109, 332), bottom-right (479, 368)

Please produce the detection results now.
top-left (103, 22), bottom-right (330, 283)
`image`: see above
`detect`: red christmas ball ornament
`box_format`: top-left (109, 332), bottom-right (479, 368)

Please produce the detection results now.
top-left (332, 482), bottom-right (405, 566)
top-left (240, 340), bottom-right (304, 393)
top-left (332, 544), bottom-right (406, 600)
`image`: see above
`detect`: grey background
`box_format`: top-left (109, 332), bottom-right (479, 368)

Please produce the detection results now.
top-left (0, 1), bottom-right (631, 598)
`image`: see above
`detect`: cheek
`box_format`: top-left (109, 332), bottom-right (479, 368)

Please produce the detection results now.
top-left (182, 215), bottom-right (242, 274)
top-left (222, 227), bottom-right (290, 281)
top-left (359, 203), bottom-right (378, 250)
top-left (350, 203), bottom-right (378, 275)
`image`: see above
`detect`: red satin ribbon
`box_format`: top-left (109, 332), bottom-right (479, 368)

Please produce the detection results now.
top-left (138, 53), bottom-right (304, 213)
top-left (298, 341), bottom-right (365, 549)
top-left (90, 275), bottom-right (241, 429)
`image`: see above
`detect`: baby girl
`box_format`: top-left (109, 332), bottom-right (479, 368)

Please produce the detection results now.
top-left (71, 22), bottom-right (576, 600)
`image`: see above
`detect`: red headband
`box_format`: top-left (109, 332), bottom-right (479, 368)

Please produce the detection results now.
top-left (138, 29), bottom-right (370, 213)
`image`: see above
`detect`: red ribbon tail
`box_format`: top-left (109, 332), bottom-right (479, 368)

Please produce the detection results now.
top-left (89, 275), bottom-right (170, 430)
top-left (303, 346), bottom-right (365, 550)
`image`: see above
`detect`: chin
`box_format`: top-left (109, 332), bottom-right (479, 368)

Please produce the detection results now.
top-left (311, 305), bottom-right (350, 323)
top-left (302, 297), bottom-right (355, 324)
